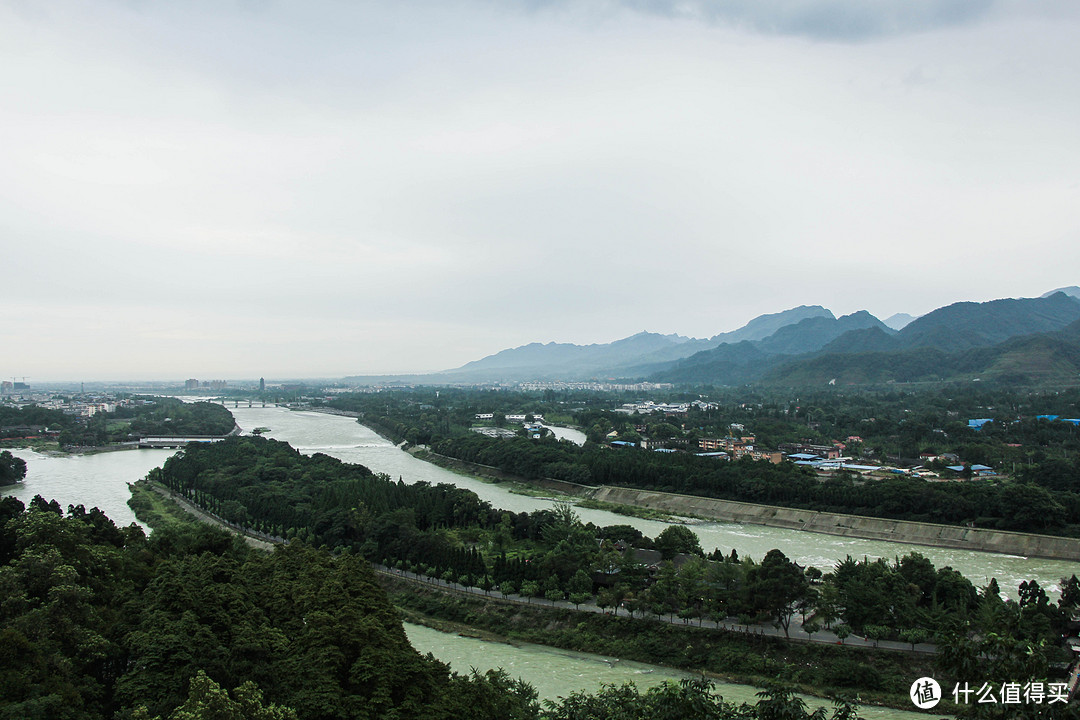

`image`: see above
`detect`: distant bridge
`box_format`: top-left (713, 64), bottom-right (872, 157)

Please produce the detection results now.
top-left (215, 400), bottom-right (275, 408)
top-left (137, 436), bottom-right (231, 449)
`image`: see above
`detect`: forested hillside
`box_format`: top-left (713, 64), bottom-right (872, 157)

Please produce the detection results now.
top-left (652, 295), bottom-right (1080, 387)
top-left (0, 496), bottom-right (536, 720)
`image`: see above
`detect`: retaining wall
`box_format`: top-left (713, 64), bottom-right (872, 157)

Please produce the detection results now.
top-left (590, 486), bottom-right (1080, 561)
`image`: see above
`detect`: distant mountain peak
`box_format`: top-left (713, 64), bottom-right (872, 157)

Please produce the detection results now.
top-left (883, 312), bottom-right (917, 331)
top-left (1043, 286), bottom-right (1080, 301)
top-left (709, 305), bottom-right (833, 344)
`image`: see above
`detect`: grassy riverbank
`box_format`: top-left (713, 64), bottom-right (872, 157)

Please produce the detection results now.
top-left (0, 438), bottom-right (61, 452)
top-left (379, 575), bottom-right (950, 714)
top-left (574, 497), bottom-right (691, 522)
top-left (127, 480), bottom-right (204, 532)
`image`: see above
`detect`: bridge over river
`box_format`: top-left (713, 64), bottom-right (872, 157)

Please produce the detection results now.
top-left (136, 435), bottom-right (232, 448)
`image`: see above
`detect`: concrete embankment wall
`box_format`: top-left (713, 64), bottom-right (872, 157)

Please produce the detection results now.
top-left (590, 486), bottom-right (1080, 562)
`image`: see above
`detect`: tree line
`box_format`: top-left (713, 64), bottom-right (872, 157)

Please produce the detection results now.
top-left (431, 432), bottom-right (1080, 534)
top-left (321, 387), bottom-right (1080, 535)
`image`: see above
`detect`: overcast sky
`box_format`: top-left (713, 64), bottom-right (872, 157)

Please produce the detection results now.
top-left (4, 0), bottom-right (1079, 381)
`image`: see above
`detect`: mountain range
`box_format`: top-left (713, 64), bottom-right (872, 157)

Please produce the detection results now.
top-left (346, 287), bottom-right (1080, 387)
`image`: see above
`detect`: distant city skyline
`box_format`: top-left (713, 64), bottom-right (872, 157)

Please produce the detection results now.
top-left (4, 1), bottom-right (1079, 381)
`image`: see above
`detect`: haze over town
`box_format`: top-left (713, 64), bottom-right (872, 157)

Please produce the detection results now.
top-left (4, 1), bottom-right (1079, 381)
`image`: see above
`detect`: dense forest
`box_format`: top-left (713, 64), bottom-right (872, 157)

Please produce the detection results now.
top-left (153, 436), bottom-right (1079, 696)
top-left (0, 491), bottom-right (918, 720)
top-left (0, 496), bottom-right (538, 720)
top-left (0, 490), bottom-right (913, 720)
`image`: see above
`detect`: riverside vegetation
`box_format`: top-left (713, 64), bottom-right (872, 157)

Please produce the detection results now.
top-left (324, 386), bottom-right (1080, 536)
top-left (6, 488), bottom-right (916, 719)
top-left (146, 436), bottom-right (1080, 713)
top-left (0, 450), bottom-right (27, 486)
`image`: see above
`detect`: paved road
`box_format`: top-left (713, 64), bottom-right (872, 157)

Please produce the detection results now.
top-left (373, 564), bottom-right (939, 655)
top-left (146, 484), bottom-right (278, 551)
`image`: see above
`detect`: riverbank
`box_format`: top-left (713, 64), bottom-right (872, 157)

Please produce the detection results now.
top-left (127, 481), bottom-right (207, 533)
top-left (407, 447), bottom-right (605, 501)
top-left (370, 564), bottom-right (937, 654)
top-left (379, 573), bottom-right (947, 714)
top-left (3, 422), bottom-right (241, 456)
top-left (301, 407), bottom-right (363, 419)
top-left (128, 480), bottom-right (278, 550)
top-left (398, 439), bottom-right (1080, 561)
top-left (2, 439), bottom-right (140, 455)
top-left (0, 438), bottom-right (61, 452)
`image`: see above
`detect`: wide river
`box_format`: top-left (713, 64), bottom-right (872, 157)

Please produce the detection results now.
top-left (17, 403), bottom-right (1068, 716)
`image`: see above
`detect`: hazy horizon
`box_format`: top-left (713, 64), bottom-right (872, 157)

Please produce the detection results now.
top-left (5, 1), bottom-right (1079, 381)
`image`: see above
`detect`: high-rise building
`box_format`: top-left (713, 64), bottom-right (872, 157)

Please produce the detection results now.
top-left (184, 379), bottom-right (199, 390)
top-left (259, 377), bottom-right (265, 392)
